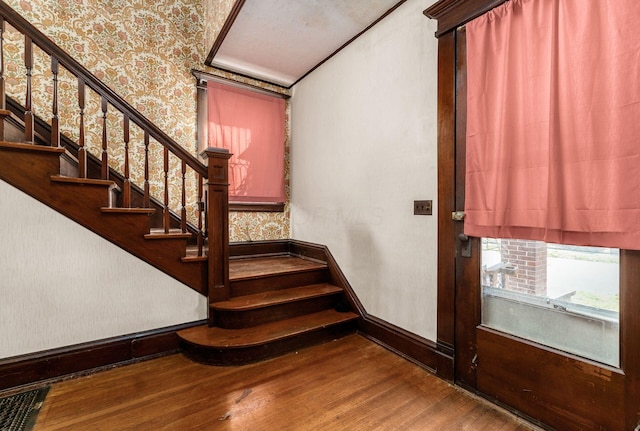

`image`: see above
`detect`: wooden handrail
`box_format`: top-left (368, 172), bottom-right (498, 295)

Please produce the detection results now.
top-left (0, 1), bottom-right (207, 177)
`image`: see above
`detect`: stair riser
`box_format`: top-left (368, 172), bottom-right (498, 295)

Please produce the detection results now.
top-left (0, 148), bottom-right (65, 197)
top-left (230, 269), bottom-right (328, 297)
top-left (213, 293), bottom-right (343, 329)
top-left (180, 320), bottom-right (357, 366)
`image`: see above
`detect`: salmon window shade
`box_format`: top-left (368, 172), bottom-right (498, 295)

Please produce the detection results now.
top-left (465, 0), bottom-right (640, 250)
top-left (207, 81), bottom-right (286, 203)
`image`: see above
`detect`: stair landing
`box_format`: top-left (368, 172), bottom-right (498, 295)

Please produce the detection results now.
top-left (230, 255), bottom-right (327, 280)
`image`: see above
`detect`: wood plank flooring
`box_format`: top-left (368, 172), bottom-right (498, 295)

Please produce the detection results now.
top-left (33, 334), bottom-right (540, 431)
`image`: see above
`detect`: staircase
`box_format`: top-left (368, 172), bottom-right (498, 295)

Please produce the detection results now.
top-left (0, 1), bottom-right (359, 367)
top-left (179, 252), bottom-right (359, 365)
top-left (0, 139), bottom-right (209, 294)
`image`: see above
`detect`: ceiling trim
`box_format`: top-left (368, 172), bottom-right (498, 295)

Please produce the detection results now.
top-left (205, 0), bottom-right (408, 89)
top-left (205, 0), bottom-right (246, 66)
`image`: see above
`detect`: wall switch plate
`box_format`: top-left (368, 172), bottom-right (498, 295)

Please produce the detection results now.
top-left (414, 200), bottom-right (432, 215)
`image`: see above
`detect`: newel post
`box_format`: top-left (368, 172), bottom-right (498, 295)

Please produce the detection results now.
top-left (202, 147), bottom-right (232, 326)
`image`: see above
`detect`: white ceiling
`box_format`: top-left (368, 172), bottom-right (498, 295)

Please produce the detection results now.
top-left (209, 0), bottom-right (405, 88)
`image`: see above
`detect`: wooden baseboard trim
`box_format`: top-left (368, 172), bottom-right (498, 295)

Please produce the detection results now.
top-left (358, 315), bottom-right (454, 381)
top-left (0, 320), bottom-right (205, 392)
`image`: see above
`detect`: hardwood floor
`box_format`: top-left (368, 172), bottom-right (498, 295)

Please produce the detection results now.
top-left (33, 334), bottom-right (540, 430)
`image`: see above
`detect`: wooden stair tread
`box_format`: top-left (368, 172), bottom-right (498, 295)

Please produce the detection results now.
top-left (181, 255), bottom-right (207, 263)
top-left (0, 141), bottom-right (65, 154)
top-left (101, 207), bottom-right (156, 215)
top-left (229, 256), bottom-right (327, 281)
top-left (51, 175), bottom-right (116, 188)
top-left (212, 283), bottom-right (342, 311)
top-left (178, 310), bottom-right (358, 348)
top-left (145, 228), bottom-right (192, 240)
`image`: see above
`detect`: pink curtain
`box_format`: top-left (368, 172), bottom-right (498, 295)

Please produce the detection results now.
top-left (207, 81), bottom-right (286, 203)
top-left (465, 0), bottom-right (640, 250)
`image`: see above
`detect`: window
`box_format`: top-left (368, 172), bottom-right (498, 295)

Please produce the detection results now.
top-left (481, 238), bottom-right (619, 367)
top-left (195, 72), bottom-right (288, 211)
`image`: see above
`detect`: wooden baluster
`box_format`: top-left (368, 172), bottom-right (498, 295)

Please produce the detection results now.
top-left (181, 160), bottom-right (187, 233)
top-left (101, 97), bottom-right (108, 179)
top-left (51, 57), bottom-right (60, 147)
top-left (197, 174), bottom-right (204, 256)
top-left (123, 114), bottom-right (131, 207)
top-left (143, 131), bottom-right (150, 208)
top-left (77, 78), bottom-right (86, 178)
top-left (24, 35), bottom-right (34, 142)
top-left (202, 148), bottom-right (232, 322)
top-left (163, 146), bottom-right (170, 233)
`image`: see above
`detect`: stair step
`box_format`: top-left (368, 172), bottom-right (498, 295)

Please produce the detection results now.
top-left (230, 255), bottom-right (327, 281)
top-left (180, 310), bottom-right (357, 348)
top-left (144, 228), bottom-right (193, 240)
top-left (51, 175), bottom-right (116, 188)
top-left (101, 207), bottom-right (156, 215)
top-left (181, 255), bottom-right (207, 263)
top-left (0, 140), bottom-right (65, 155)
top-left (213, 284), bottom-right (342, 311)
top-left (229, 255), bottom-right (329, 297)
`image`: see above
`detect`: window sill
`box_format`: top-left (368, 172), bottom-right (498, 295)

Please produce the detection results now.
top-left (230, 202), bottom-right (285, 212)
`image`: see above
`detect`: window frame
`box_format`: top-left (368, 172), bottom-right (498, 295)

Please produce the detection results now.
top-left (194, 70), bottom-right (289, 212)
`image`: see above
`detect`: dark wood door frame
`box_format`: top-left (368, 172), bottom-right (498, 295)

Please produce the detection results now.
top-left (426, 1), bottom-right (640, 429)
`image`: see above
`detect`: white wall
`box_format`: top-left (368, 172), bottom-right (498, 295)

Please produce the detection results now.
top-left (0, 180), bottom-right (207, 359)
top-left (290, 0), bottom-right (439, 340)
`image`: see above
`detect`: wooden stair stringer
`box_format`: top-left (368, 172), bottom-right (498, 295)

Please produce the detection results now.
top-left (0, 141), bottom-right (207, 295)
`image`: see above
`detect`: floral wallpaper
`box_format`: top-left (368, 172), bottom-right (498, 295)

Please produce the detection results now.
top-left (5, 0), bottom-right (290, 242)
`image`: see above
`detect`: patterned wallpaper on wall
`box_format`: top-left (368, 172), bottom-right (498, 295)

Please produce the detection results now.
top-left (5, 0), bottom-right (290, 242)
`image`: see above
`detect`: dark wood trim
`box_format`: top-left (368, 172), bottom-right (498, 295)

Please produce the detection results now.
top-left (0, 2), bottom-right (206, 177)
top-left (436, 31), bottom-right (457, 353)
top-left (205, 0), bottom-right (246, 66)
top-left (230, 202), bottom-right (285, 212)
top-left (0, 321), bottom-right (205, 392)
top-left (358, 316), bottom-right (454, 381)
top-left (622, 250), bottom-right (640, 431)
top-left (424, 0), bottom-right (508, 38)
top-left (290, 1), bottom-right (407, 88)
top-left (202, 148), bottom-right (232, 311)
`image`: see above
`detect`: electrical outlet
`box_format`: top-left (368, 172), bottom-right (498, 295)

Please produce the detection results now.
top-left (414, 200), bottom-right (432, 215)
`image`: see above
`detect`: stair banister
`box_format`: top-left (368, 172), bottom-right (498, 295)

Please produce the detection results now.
top-left (0, 0), bottom-right (230, 302)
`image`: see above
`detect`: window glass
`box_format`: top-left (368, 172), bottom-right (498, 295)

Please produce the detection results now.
top-left (481, 238), bottom-right (619, 367)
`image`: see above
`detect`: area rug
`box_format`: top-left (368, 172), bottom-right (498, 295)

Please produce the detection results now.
top-left (0, 387), bottom-right (49, 431)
